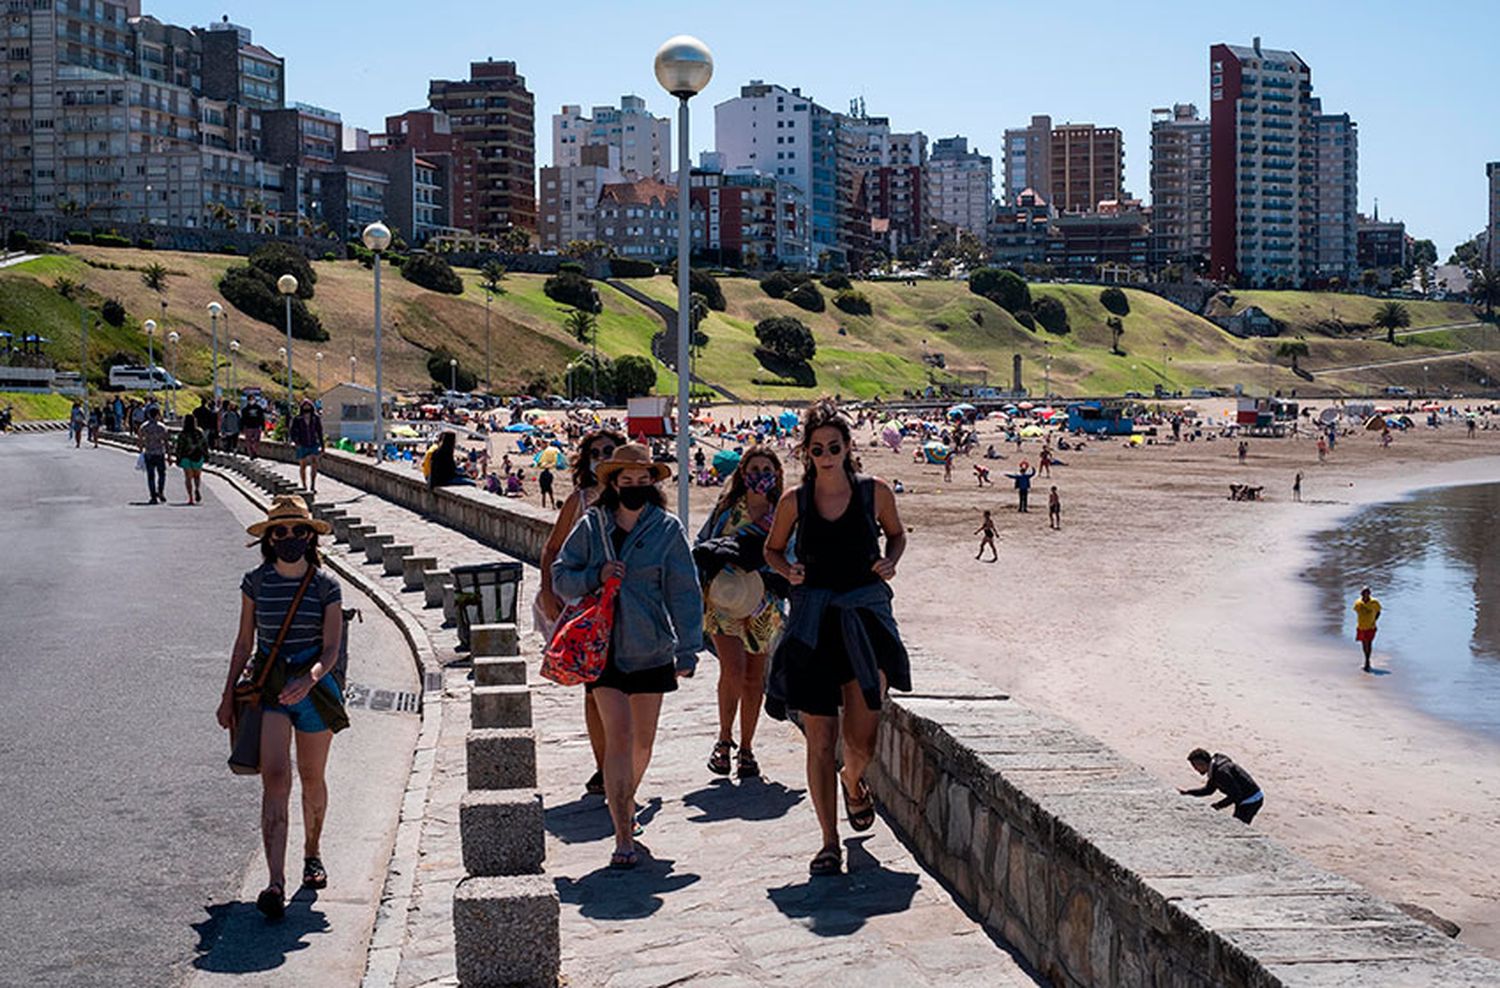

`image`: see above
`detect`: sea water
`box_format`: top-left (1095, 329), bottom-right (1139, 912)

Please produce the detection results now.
top-left (1310, 482), bottom-right (1500, 739)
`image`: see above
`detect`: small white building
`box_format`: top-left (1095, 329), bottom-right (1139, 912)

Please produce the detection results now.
top-left (320, 382), bottom-right (378, 442)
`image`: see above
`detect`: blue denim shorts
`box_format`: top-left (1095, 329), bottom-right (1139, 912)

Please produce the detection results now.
top-left (265, 676), bottom-right (344, 733)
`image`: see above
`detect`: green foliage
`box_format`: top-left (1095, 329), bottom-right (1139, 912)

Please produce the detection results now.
top-left (543, 270), bottom-right (601, 312)
top-left (563, 307), bottom-right (598, 344)
top-left (821, 272), bottom-right (852, 291)
top-left (1373, 301), bottom-right (1411, 343)
top-left (613, 354), bottom-right (658, 400)
top-left (1276, 340), bottom-right (1309, 368)
top-left (760, 271), bottom-right (798, 299)
top-left (6, 230), bottom-right (30, 251)
top-left (53, 276), bottom-right (78, 300)
top-left (481, 260), bottom-right (508, 295)
top-left (140, 262), bottom-right (169, 294)
top-left (1449, 238), bottom-right (1481, 270)
top-left (1014, 310), bottom-right (1036, 330)
top-left (1099, 286), bottom-right (1130, 316)
top-left (401, 252), bottom-right (465, 294)
top-left (248, 243), bottom-right (316, 298)
top-left (833, 289), bottom-right (872, 315)
top-left (134, 237), bottom-right (155, 250)
top-left (1107, 316), bottom-right (1125, 353)
top-left (1411, 239), bottom-right (1438, 269)
top-left (218, 266), bottom-right (327, 342)
top-left (426, 348), bottom-right (476, 391)
top-left (754, 315), bottom-right (817, 363)
top-left (91, 232), bottom-right (132, 248)
top-left (968, 267), bottom-right (1030, 313)
top-left (565, 352), bottom-right (614, 400)
top-left (1034, 296), bottom-right (1070, 333)
top-left (558, 261), bottom-right (586, 274)
top-left (671, 267), bottom-right (725, 310)
top-left (608, 257), bottom-right (657, 279)
top-left (785, 281), bottom-right (825, 313)
top-left (66, 230), bottom-right (92, 245)
top-left (101, 297), bottom-right (126, 327)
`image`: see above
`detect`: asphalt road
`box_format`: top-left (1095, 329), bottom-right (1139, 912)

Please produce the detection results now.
top-left (0, 433), bottom-right (419, 987)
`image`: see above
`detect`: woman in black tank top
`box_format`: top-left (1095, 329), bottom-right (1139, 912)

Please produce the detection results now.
top-left (765, 399), bottom-right (909, 878)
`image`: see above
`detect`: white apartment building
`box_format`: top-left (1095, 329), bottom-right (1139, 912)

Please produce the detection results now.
top-left (552, 95), bottom-right (669, 179)
top-left (538, 144), bottom-right (623, 250)
top-left (928, 136), bottom-right (992, 235)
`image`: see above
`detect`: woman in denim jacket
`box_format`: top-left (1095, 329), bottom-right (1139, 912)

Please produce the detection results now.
top-left (553, 443), bottom-right (704, 868)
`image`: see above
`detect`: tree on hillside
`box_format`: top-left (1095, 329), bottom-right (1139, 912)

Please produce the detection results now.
top-left (563, 307), bottom-right (597, 346)
top-left (968, 267), bottom-right (1030, 313)
top-left (141, 262), bottom-right (169, 295)
top-left (754, 316), bottom-right (816, 363)
top-left (1449, 237), bottom-right (1481, 270)
top-left (688, 292), bottom-right (711, 359)
top-left (499, 225), bottom-right (531, 254)
top-left (1470, 265), bottom-right (1499, 322)
top-left (1373, 301), bottom-right (1411, 344)
top-left (1276, 340), bottom-right (1310, 372)
top-left (401, 252), bottom-right (465, 294)
top-left (481, 260), bottom-right (507, 298)
top-left (1107, 316), bottom-right (1125, 355)
top-left (613, 354), bottom-right (657, 401)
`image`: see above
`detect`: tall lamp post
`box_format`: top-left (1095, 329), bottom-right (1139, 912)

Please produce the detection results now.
top-left (143, 318), bottom-right (157, 405)
top-left (349, 354), bottom-right (357, 385)
top-left (484, 285), bottom-right (492, 393)
top-left (449, 357), bottom-right (458, 392)
top-left (277, 273), bottom-right (298, 414)
top-left (655, 34), bottom-right (714, 524)
top-left (207, 301), bottom-right (223, 402)
top-left (315, 351), bottom-right (324, 395)
top-left (167, 331), bottom-right (179, 418)
top-left (229, 339), bottom-right (240, 395)
top-left (362, 221), bottom-right (392, 459)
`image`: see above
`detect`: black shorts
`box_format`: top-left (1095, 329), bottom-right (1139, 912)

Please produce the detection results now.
top-left (585, 649), bottom-right (678, 695)
top-left (783, 610), bottom-right (902, 717)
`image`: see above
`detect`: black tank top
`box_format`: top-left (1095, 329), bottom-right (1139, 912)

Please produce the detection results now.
top-left (798, 481), bottom-right (881, 592)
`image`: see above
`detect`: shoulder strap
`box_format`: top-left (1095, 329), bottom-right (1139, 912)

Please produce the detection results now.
top-left (592, 507), bottom-right (615, 563)
top-left (251, 566), bottom-right (317, 691)
top-left (793, 482), bottom-right (812, 557)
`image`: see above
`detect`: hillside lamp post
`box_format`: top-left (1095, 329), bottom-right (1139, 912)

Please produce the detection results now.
top-left (484, 285), bottom-right (492, 393)
top-left (362, 221), bottom-right (392, 459)
top-left (167, 331), bottom-right (179, 418)
top-left (229, 339), bottom-right (240, 395)
top-left (143, 318), bottom-right (157, 405)
top-left (315, 351), bottom-right (324, 395)
top-left (450, 357), bottom-right (458, 392)
top-left (78, 301), bottom-right (89, 407)
top-left (349, 354), bottom-right (357, 385)
top-left (277, 273), bottom-right (298, 415)
top-left (655, 34), bottom-right (714, 524)
top-left (207, 301), bottom-right (223, 401)
top-left (1424, 365), bottom-right (1430, 398)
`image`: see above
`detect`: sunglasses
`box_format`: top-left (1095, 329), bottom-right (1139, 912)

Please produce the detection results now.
top-left (808, 442), bottom-right (844, 458)
top-left (268, 524), bottom-right (313, 540)
top-left (588, 444), bottom-right (618, 461)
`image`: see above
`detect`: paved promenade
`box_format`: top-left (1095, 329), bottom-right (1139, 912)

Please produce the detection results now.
top-left (248, 455), bottom-right (1040, 987)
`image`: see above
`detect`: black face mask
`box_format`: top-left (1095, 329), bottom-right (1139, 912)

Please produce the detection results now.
top-left (617, 487), bottom-right (651, 510)
top-left (273, 536), bottom-right (310, 563)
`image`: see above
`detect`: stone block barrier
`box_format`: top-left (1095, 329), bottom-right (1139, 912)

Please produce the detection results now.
top-left (346, 524), bottom-right (376, 553)
top-left (470, 685), bottom-right (531, 731)
top-left (473, 657), bottom-right (527, 688)
top-left (331, 515), bottom-right (360, 544)
top-left (452, 876), bottom-right (560, 988)
top-left (402, 555), bottom-right (437, 590)
top-left (459, 790), bottom-right (546, 876)
top-left (381, 543), bottom-right (414, 576)
top-left (423, 569), bottom-right (452, 609)
top-left (362, 532), bottom-right (395, 564)
top-left (468, 622), bottom-right (519, 658)
top-left (465, 729), bottom-right (538, 790)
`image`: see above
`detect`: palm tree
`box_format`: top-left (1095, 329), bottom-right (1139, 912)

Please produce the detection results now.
top-left (1470, 265), bottom-right (1499, 322)
top-left (563, 306), bottom-right (600, 399)
top-left (1372, 301), bottom-right (1411, 344)
top-left (481, 259), bottom-right (507, 297)
top-left (1276, 340), bottom-right (1310, 372)
top-left (140, 262), bottom-right (169, 295)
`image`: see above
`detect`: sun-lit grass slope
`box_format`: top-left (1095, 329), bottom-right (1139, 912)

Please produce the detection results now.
top-left (1211, 290), bottom-right (1477, 334)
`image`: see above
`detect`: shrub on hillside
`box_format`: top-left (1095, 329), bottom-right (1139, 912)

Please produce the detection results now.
top-left (219, 265), bottom-right (326, 341)
top-left (426, 348), bottom-right (477, 392)
top-left (833, 289), bottom-right (872, 315)
top-left (1099, 286), bottom-right (1130, 316)
top-left (754, 315), bottom-right (817, 363)
top-left (759, 270), bottom-right (812, 299)
top-left (66, 230), bottom-right (92, 245)
top-left (1014, 310), bottom-right (1036, 331)
top-left (248, 242), bottom-right (315, 298)
top-left (7, 230), bottom-right (31, 252)
top-left (609, 257), bottom-right (657, 279)
top-left (558, 261), bottom-right (586, 275)
top-left (401, 252), bottom-right (464, 294)
top-left (968, 267), bottom-right (1030, 313)
top-left (1035, 296), bottom-right (1070, 334)
top-left (135, 237), bottom-right (155, 250)
top-left (543, 269), bottom-right (601, 312)
top-left (821, 272), bottom-right (852, 291)
top-left (101, 298), bottom-right (127, 327)
top-left (613, 354), bottom-right (658, 400)
top-left (785, 281), bottom-right (825, 313)
top-left (92, 232), bottom-right (132, 248)
top-left (671, 267), bottom-right (725, 310)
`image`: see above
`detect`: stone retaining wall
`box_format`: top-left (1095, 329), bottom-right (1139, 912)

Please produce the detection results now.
top-left (867, 688), bottom-right (1500, 987)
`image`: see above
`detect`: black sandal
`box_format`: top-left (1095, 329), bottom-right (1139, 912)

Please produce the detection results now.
top-left (255, 884), bottom-right (285, 920)
top-left (303, 856), bottom-right (327, 890)
top-left (842, 778), bottom-right (876, 832)
top-left (585, 769), bottom-right (605, 796)
top-left (736, 748), bottom-right (760, 779)
top-left (809, 846), bottom-right (842, 877)
top-left (707, 739), bottom-right (735, 776)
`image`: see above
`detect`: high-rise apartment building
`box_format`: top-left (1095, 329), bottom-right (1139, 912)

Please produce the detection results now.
top-left (538, 144), bottom-right (623, 251)
top-left (374, 110), bottom-right (479, 235)
top-left (1488, 162), bottom-right (1500, 270)
top-left (1049, 123), bottom-right (1124, 214)
top-left (428, 60), bottom-right (536, 234)
top-left (1210, 38), bottom-right (1357, 287)
top-left (1002, 115), bottom-right (1052, 205)
top-left (553, 96), bottom-right (669, 179)
top-left (1149, 104), bottom-right (1211, 269)
top-left (928, 136), bottom-right (992, 235)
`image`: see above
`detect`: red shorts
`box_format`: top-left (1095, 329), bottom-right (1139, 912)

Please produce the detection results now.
top-left (1355, 627), bottom-right (1377, 644)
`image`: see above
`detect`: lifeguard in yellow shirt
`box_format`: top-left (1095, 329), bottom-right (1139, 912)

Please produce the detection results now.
top-left (1353, 585), bottom-right (1382, 672)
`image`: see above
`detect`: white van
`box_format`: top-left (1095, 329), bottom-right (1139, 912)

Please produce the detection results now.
top-left (108, 365), bottom-right (181, 390)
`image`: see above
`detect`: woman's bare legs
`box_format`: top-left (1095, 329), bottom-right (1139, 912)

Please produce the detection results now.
top-left (838, 672), bottom-right (887, 800)
top-left (294, 728), bottom-right (334, 861)
top-left (739, 652), bottom-right (767, 751)
top-left (584, 691), bottom-right (605, 774)
top-left (712, 633), bottom-right (747, 744)
top-left (803, 713), bottom-right (841, 852)
top-left (258, 711), bottom-right (295, 891)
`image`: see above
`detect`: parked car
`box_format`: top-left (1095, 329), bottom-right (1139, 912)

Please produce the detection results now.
top-left (545, 394), bottom-right (574, 409)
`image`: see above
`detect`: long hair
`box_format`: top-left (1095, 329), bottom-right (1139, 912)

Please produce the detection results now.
top-left (258, 532), bottom-right (323, 568)
top-left (798, 398), bottom-right (860, 486)
top-left (713, 444), bottom-right (784, 518)
top-left (181, 413), bottom-right (201, 437)
top-left (571, 427), bottom-right (627, 490)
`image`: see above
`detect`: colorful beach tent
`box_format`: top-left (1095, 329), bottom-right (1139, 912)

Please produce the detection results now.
top-left (881, 424), bottom-right (904, 452)
top-left (712, 449), bottom-right (742, 477)
top-left (921, 441), bottom-right (951, 464)
top-left (533, 446), bottom-right (564, 468)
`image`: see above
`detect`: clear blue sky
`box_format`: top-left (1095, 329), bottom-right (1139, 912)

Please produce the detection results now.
top-left (152, 0), bottom-right (1498, 256)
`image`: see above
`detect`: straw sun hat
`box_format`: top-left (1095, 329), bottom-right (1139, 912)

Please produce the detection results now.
top-left (708, 567), bottom-right (765, 621)
top-left (595, 442), bottom-right (670, 485)
top-left (246, 494), bottom-right (332, 538)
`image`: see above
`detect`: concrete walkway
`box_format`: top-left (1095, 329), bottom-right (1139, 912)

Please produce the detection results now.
top-left (250, 455), bottom-right (1040, 986)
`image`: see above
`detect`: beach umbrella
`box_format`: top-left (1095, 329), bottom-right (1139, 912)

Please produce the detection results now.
top-left (1036, 408), bottom-right (1056, 420)
top-left (1364, 416), bottom-right (1386, 431)
top-left (881, 423), bottom-right (904, 452)
top-left (1018, 401), bottom-right (1034, 411)
top-left (779, 410), bottom-right (799, 431)
top-left (921, 441), bottom-right (951, 464)
top-left (503, 422), bottom-right (536, 433)
top-left (533, 446), bottom-right (564, 468)
top-left (712, 448), bottom-right (742, 477)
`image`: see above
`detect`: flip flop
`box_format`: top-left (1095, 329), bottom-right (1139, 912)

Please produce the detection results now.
top-left (609, 849), bottom-right (639, 870)
top-left (255, 884), bottom-right (285, 920)
top-left (842, 778), bottom-right (876, 832)
top-left (303, 856), bottom-right (327, 890)
top-left (809, 846), bottom-right (842, 877)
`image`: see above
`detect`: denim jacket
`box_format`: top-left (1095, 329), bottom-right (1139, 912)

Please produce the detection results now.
top-left (553, 503), bottom-right (704, 674)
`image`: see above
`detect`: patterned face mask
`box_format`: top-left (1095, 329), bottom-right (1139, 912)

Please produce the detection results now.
top-left (745, 471), bottom-right (777, 495)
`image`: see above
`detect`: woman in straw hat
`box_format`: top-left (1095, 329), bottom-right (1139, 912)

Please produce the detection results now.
top-left (217, 495), bottom-right (348, 919)
top-left (695, 446), bottom-right (786, 781)
top-left (552, 443), bottom-right (703, 869)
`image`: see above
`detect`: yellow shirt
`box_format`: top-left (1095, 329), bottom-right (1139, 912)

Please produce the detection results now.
top-left (1353, 597), bottom-right (1381, 630)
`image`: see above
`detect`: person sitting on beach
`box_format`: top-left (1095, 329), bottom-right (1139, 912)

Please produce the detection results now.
top-left (1179, 748), bottom-right (1264, 825)
top-left (985, 444), bottom-right (1000, 460)
top-left (1353, 586), bottom-right (1381, 672)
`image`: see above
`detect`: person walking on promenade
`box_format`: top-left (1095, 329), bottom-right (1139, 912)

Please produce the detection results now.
top-left (194, 399), bottom-right (220, 452)
top-left (764, 399), bottom-right (910, 877)
top-left (696, 446), bottom-right (786, 781)
top-left (1005, 461), bottom-right (1036, 512)
top-left (1353, 585), bottom-right (1382, 672)
top-left (174, 412), bottom-right (209, 504)
top-left (1293, 471), bottom-right (1303, 502)
top-left (974, 509), bottom-right (998, 561)
top-left (219, 400), bottom-right (241, 453)
top-left (240, 398), bottom-right (266, 458)
top-left (290, 400), bottom-right (324, 493)
top-left (1048, 486), bottom-right (1062, 530)
top-left (87, 405), bottom-right (101, 447)
top-left (111, 395), bottom-right (125, 434)
top-left (138, 406), bottom-right (169, 504)
top-left (218, 496), bottom-right (347, 919)
top-left (68, 401), bottom-right (85, 448)
top-left (1179, 748), bottom-right (1264, 824)
top-left (552, 443), bottom-right (703, 869)
top-left (536, 428), bottom-right (626, 796)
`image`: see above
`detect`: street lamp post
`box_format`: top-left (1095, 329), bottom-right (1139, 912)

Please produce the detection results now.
top-left (655, 34), bottom-right (714, 524)
top-left (315, 351), bottom-right (323, 394)
top-left (167, 331), bottom-right (179, 417)
top-left (484, 287), bottom-right (492, 393)
top-left (229, 339), bottom-right (240, 395)
top-left (207, 301), bottom-right (223, 402)
top-left (362, 222), bottom-right (392, 459)
top-left (277, 273), bottom-right (298, 415)
top-left (349, 354), bottom-right (357, 385)
top-left (143, 318), bottom-right (157, 405)
top-left (449, 357), bottom-right (458, 392)
top-left (78, 301), bottom-right (89, 407)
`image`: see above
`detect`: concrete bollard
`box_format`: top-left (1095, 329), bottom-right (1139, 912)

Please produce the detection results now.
top-left (346, 524), bottom-right (377, 552)
top-left (469, 623), bottom-right (519, 658)
top-left (442, 583), bottom-right (458, 624)
top-left (466, 728), bottom-right (538, 790)
top-left (382, 543), bottom-right (414, 576)
top-left (452, 875), bottom-right (559, 988)
top-left (363, 533), bottom-right (395, 564)
top-left (423, 569), bottom-right (453, 609)
top-left (460, 790), bottom-right (545, 876)
top-left (473, 657), bottom-right (528, 688)
top-left (402, 555), bottom-right (437, 591)
top-left (471, 685), bottom-right (532, 730)
top-left (331, 516), bottom-right (361, 543)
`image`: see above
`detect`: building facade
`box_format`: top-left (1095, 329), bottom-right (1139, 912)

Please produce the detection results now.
top-left (1049, 123), bottom-right (1124, 214)
top-left (594, 176), bottom-right (704, 260)
top-left (1002, 115), bottom-right (1052, 206)
top-left (1307, 105), bottom-right (1358, 285)
top-left (1356, 214), bottom-right (1408, 273)
top-left (1149, 104), bottom-right (1210, 270)
top-left (373, 109), bottom-right (479, 235)
top-left (1046, 201), bottom-right (1151, 279)
top-left (538, 144), bottom-right (623, 251)
top-left (427, 59), bottom-right (536, 234)
top-left (987, 188), bottom-right (1052, 268)
top-left (1488, 162), bottom-right (1499, 270)
top-left (928, 136), bottom-right (992, 235)
top-left (553, 96), bottom-right (669, 179)
top-left (339, 147), bottom-right (452, 243)
top-left (690, 167), bottom-right (808, 269)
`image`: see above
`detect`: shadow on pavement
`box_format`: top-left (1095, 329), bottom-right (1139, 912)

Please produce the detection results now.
top-left (554, 848), bottom-right (702, 921)
top-left (190, 890), bottom-right (330, 974)
top-left (681, 777), bottom-right (805, 823)
top-left (544, 794), bottom-right (613, 844)
top-left (765, 837), bottom-right (919, 936)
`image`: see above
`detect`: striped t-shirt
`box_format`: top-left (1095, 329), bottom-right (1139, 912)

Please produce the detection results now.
top-left (241, 563), bottom-right (342, 663)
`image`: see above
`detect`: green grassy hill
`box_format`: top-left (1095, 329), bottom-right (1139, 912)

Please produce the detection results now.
top-left (1208, 289), bottom-right (1477, 334)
